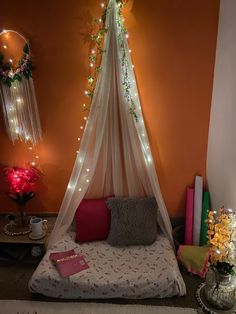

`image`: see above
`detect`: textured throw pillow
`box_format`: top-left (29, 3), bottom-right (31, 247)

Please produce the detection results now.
top-left (106, 197), bottom-right (158, 246)
top-left (75, 197), bottom-right (110, 243)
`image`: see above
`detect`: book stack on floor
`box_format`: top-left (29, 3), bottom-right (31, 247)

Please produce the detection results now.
top-left (49, 249), bottom-right (89, 277)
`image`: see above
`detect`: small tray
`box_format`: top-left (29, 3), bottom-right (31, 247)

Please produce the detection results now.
top-left (196, 283), bottom-right (236, 314)
top-left (3, 223), bottom-right (31, 236)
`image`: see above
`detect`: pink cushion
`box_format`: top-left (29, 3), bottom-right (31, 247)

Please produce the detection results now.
top-left (75, 197), bottom-right (111, 243)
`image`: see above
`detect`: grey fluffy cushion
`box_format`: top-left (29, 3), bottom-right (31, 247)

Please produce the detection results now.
top-left (106, 197), bottom-right (158, 246)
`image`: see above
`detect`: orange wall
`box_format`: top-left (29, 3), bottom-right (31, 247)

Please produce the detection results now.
top-left (0, 0), bottom-right (219, 216)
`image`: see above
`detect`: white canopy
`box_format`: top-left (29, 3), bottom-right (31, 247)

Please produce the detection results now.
top-left (48, 0), bottom-right (173, 249)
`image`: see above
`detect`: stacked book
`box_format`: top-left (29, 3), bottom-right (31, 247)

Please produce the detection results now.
top-left (49, 249), bottom-right (89, 277)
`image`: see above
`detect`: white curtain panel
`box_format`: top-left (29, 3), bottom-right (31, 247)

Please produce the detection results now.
top-left (0, 77), bottom-right (42, 145)
top-left (207, 0), bottom-right (236, 211)
top-left (48, 0), bottom-right (173, 248)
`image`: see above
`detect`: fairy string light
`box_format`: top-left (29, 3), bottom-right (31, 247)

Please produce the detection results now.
top-left (77, 0), bottom-right (137, 144)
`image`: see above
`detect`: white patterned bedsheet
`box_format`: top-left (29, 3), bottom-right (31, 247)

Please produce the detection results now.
top-left (29, 232), bottom-right (186, 299)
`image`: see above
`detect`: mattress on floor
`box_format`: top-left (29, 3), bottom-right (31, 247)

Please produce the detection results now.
top-left (29, 232), bottom-right (186, 299)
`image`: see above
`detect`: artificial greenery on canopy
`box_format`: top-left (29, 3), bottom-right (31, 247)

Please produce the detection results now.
top-left (84, 0), bottom-right (138, 121)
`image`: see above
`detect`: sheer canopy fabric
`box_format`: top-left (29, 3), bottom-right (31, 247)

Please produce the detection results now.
top-left (0, 77), bottom-right (42, 145)
top-left (48, 0), bottom-right (173, 248)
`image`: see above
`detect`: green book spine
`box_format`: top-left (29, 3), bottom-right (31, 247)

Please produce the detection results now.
top-left (200, 191), bottom-right (211, 246)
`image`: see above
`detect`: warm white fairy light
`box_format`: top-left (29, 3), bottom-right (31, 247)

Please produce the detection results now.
top-left (83, 117), bottom-right (87, 121)
top-left (29, 146), bottom-right (33, 150)
top-left (36, 155), bottom-right (39, 159)
top-left (9, 58), bottom-right (13, 63)
top-left (101, 2), bottom-right (104, 7)
top-left (86, 179), bottom-right (90, 183)
top-left (142, 133), bottom-right (145, 137)
top-left (79, 188), bottom-right (82, 192)
top-left (80, 126), bottom-right (83, 130)
top-left (99, 18), bottom-right (102, 23)
top-left (90, 63), bottom-right (94, 67)
top-left (135, 92), bottom-right (137, 96)
top-left (3, 44), bottom-right (7, 49)
top-left (16, 98), bottom-right (21, 103)
top-left (78, 137), bottom-right (81, 141)
top-left (10, 119), bottom-right (13, 123)
top-left (2, 30), bottom-right (7, 34)
top-left (126, 34), bottom-right (129, 39)
top-left (147, 156), bottom-right (152, 163)
top-left (85, 91), bottom-right (88, 95)
top-left (129, 49), bottom-right (132, 53)
top-left (13, 86), bottom-right (16, 89)
top-left (26, 136), bottom-right (30, 140)
top-left (31, 162), bottom-right (36, 166)
top-left (86, 168), bottom-right (90, 172)
top-left (132, 65), bottom-right (135, 69)
top-left (92, 50), bottom-right (95, 54)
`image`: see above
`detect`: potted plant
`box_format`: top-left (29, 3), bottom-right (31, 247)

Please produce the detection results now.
top-left (5, 166), bottom-right (41, 227)
top-left (205, 207), bottom-right (236, 310)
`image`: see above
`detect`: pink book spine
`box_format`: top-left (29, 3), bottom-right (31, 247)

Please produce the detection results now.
top-left (185, 187), bottom-right (194, 245)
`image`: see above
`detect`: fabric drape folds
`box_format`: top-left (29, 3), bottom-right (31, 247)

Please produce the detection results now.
top-left (48, 0), bottom-right (173, 249)
top-left (0, 77), bottom-right (42, 145)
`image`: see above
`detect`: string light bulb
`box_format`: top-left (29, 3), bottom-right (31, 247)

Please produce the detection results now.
top-left (101, 2), bottom-right (104, 7)
top-left (9, 58), bottom-right (13, 63)
top-left (92, 50), bottom-right (95, 54)
top-left (83, 117), bottom-right (87, 121)
top-left (86, 168), bottom-right (90, 172)
top-left (90, 63), bottom-right (94, 67)
top-left (78, 137), bottom-right (81, 141)
top-left (79, 188), bottom-right (82, 192)
top-left (3, 44), bottom-right (7, 49)
top-left (126, 34), bottom-right (129, 39)
top-left (80, 126), bottom-right (83, 130)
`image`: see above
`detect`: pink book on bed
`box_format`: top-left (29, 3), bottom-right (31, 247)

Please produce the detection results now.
top-left (49, 250), bottom-right (89, 277)
top-left (49, 249), bottom-right (75, 263)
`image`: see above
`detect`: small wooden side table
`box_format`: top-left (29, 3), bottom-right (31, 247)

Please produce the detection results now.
top-left (0, 216), bottom-right (56, 264)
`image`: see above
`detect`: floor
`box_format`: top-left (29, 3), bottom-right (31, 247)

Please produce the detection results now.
top-left (0, 262), bottom-right (202, 308)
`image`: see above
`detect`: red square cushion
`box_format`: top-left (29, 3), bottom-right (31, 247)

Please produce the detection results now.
top-left (75, 197), bottom-right (111, 243)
